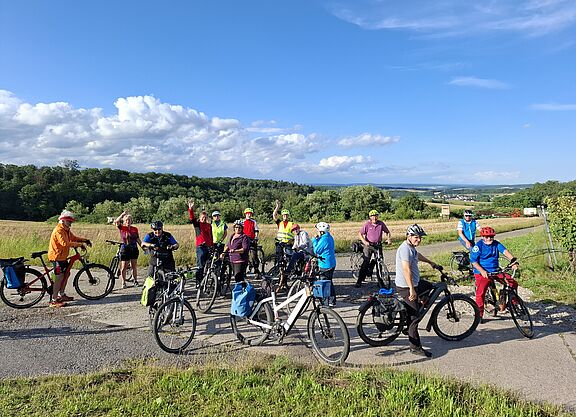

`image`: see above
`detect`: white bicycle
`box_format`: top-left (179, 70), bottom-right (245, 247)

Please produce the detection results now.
top-left (230, 277), bottom-right (350, 366)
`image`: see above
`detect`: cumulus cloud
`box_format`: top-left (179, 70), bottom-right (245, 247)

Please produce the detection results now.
top-left (330, 0), bottom-right (576, 36)
top-left (530, 103), bottom-right (576, 111)
top-left (448, 76), bottom-right (511, 89)
top-left (338, 133), bottom-right (400, 148)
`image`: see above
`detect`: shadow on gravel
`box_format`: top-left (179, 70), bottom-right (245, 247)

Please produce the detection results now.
top-left (0, 324), bottom-right (131, 340)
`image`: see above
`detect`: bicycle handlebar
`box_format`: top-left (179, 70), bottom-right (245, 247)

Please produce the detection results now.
top-left (105, 240), bottom-right (124, 246)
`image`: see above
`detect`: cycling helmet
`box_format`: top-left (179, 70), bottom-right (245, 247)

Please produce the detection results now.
top-left (211, 210), bottom-right (221, 217)
top-left (281, 209), bottom-right (290, 215)
top-left (243, 207), bottom-right (254, 214)
top-left (369, 209), bottom-right (379, 216)
top-left (291, 223), bottom-right (300, 232)
top-left (406, 224), bottom-right (427, 237)
top-left (480, 226), bottom-right (496, 237)
top-left (58, 210), bottom-right (76, 223)
top-left (463, 210), bottom-right (473, 217)
top-left (150, 220), bottom-right (163, 230)
top-left (233, 219), bottom-right (244, 229)
top-left (316, 221), bottom-right (330, 232)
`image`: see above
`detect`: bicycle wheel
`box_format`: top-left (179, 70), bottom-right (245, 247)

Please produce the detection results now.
top-left (73, 263), bottom-right (114, 300)
top-left (0, 267), bottom-right (47, 309)
top-left (195, 269), bottom-right (218, 313)
top-left (483, 285), bottom-right (499, 317)
top-left (230, 301), bottom-right (273, 346)
top-left (356, 299), bottom-right (405, 347)
top-left (257, 247), bottom-right (266, 272)
top-left (218, 263), bottom-right (232, 298)
top-left (285, 278), bottom-right (306, 314)
top-left (264, 255), bottom-right (280, 278)
top-left (153, 298), bottom-right (197, 353)
top-left (307, 306), bottom-right (350, 366)
top-left (431, 294), bottom-right (480, 341)
top-left (109, 255), bottom-right (120, 278)
top-left (508, 292), bottom-right (534, 339)
top-left (350, 252), bottom-right (362, 280)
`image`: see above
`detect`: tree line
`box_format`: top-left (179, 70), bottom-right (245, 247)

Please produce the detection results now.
top-left (0, 163), bottom-right (439, 224)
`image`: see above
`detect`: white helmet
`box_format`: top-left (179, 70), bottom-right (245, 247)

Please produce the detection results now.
top-left (58, 210), bottom-right (76, 223)
top-left (406, 224), bottom-right (427, 237)
top-left (315, 221), bottom-right (330, 232)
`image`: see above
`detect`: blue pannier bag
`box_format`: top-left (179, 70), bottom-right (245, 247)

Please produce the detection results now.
top-left (312, 279), bottom-right (332, 300)
top-left (1, 258), bottom-right (25, 289)
top-left (231, 281), bottom-right (256, 317)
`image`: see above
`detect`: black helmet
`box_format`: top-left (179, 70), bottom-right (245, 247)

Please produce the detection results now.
top-left (150, 220), bottom-right (163, 230)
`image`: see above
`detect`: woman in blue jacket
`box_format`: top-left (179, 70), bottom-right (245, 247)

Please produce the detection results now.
top-left (312, 222), bottom-right (337, 306)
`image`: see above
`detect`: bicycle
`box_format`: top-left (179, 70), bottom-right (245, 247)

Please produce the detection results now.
top-left (230, 277), bottom-right (350, 366)
top-left (246, 240), bottom-right (266, 277)
top-left (195, 245), bottom-right (223, 313)
top-left (356, 266), bottom-right (481, 347)
top-left (484, 262), bottom-right (534, 339)
top-left (286, 251), bottom-right (322, 313)
top-left (0, 246), bottom-right (113, 308)
top-left (146, 247), bottom-right (178, 329)
top-left (105, 240), bottom-right (135, 282)
top-left (153, 267), bottom-right (198, 353)
top-left (264, 242), bottom-right (292, 290)
top-left (352, 242), bottom-right (391, 287)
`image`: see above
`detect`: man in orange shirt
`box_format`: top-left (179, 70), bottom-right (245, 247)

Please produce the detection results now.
top-left (48, 210), bottom-right (91, 307)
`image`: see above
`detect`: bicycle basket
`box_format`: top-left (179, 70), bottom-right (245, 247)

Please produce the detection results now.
top-left (312, 280), bottom-right (332, 299)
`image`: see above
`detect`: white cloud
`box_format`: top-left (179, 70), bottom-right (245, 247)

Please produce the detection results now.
top-left (330, 0), bottom-right (576, 37)
top-left (530, 103), bottom-right (576, 111)
top-left (472, 170), bottom-right (521, 181)
top-left (338, 133), bottom-right (400, 147)
top-left (449, 76), bottom-right (511, 89)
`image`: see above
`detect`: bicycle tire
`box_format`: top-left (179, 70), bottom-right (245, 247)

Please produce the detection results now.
top-left (286, 279), bottom-right (305, 314)
top-left (508, 292), bottom-right (534, 339)
top-left (109, 255), bottom-right (120, 278)
top-left (218, 263), bottom-right (232, 298)
top-left (0, 267), bottom-right (47, 309)
top-left (257, 247), bottom-right (266, 272)
top-left (73, 263), bottom-right (114, 300)
top-left (307, 306), bottom-right (350, 366)
top-left (153, 298), bottom-right (197, 353)
top-left (376, 259), bottom-right (391, 288)
top-left (356, 299), bottom-right (405, 347)
top-left (230, 301), bottom-right (273, 346)
top-left (264, 255), bottom-right (280, 278)
top-left (148, 270), bottom-right (168, 330)
top-left (431, 293), bottom-right (480, 341)
top-left (195, 269), bottom-right (218, 313)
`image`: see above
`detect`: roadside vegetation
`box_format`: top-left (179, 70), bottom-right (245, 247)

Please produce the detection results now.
top-left (0, 359), bottom-right (573, 417)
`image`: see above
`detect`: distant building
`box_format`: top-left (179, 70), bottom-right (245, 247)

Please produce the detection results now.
top-left (523, 208), bottom-right (538, 217)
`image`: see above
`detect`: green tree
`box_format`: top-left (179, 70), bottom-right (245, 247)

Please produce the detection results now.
top-left (546, 192), bottom-right (576, 269)
top-left (340, 186), bottom-right (392, 221)
top-left (125, 197), bottom-right (157, 223)
top-left (91, 200), bottom-right (124, 223)
top-left (156, 196), bottom-right (190, 224)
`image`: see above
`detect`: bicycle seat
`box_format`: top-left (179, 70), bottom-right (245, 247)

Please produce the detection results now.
top-left (31, 251), bottom-right (48, 258)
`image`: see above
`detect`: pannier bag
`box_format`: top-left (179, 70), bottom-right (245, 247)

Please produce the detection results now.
top-left (350, 240), bottom-right (363, 253)
top-left (1, 257), bottom-right (26, 289)
top-left (452, 251), bottom-right (470, 271)
top-left (141, 276), bottom-right (157, 307)
top-left (312, 279), bottom-right (332, 300)
top-left (231, 281), bottom-right (256, 317)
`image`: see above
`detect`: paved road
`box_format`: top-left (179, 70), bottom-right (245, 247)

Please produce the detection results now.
top-left (1, 226), bottom-right (575, 410)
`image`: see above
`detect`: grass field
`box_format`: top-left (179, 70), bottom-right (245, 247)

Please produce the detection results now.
top-left (0, 217), bottom-right (542, 267)
top-left (0, 359), bottom-right (573, 417)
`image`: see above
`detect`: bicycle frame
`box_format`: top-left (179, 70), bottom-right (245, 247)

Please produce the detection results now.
top-left (247, 284), bottom-right (316, 335)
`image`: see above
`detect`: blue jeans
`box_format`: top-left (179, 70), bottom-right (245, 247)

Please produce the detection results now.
top-left (319, 267), bottom-right (336, 304)
top-left (195, 245), bottom-right (210, 284)
top-left (286, 251), bottom-right (305, 274)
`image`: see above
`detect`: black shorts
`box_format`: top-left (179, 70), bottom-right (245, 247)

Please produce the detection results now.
top-left (120, 245), bottom-right (139, 261)
top-left (52, 260), bottom-right (69, 276)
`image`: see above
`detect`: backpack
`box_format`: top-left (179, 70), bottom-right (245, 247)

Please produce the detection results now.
top-left (230, 281), bottom-right (256, 317)
top-left (140, 276), bottom-right (157, 307)
top-left (1, 257), bottom-right (25, 289)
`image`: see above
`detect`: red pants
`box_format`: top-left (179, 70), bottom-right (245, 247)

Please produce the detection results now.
top-left (474, 273), bottom-right (518, 317)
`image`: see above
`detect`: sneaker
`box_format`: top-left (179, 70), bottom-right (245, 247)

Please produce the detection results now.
top-left (409, 346), bottom-right (432, 358)
top-left (49, 300), bottom-right (67, 308)
top-left (354, 281), bottom-right (362, 288)
top-left (122, 282), bottom-right (128, 289)
top-left (57, 294), bottom-right (74, 302)
top-left (133, 280), bottom-right (140, 287)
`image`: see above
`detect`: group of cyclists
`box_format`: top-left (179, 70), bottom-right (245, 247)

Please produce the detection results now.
top-left (42, 204), bottom-right (521, 358)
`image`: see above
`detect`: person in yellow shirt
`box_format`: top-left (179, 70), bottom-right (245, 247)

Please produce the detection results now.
top-left (47, 210), bottom-right (91, 307)
top-left (272, 200), bottom-right (294, 291)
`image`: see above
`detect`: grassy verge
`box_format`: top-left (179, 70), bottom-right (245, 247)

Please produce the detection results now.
top-left (0, 359), bottom-right (572, 417)
top-left (430, 230), bottom-right (576, 308)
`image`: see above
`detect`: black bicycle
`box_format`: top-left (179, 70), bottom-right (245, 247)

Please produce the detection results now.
top-left (484, 261), bottom-right (533, 338)
top-left (195, 245), bottom-right (223, 313)
top-left (356, 266), bottom-right (481, 347)
top-left (351, 242), bottom-right (391, 288)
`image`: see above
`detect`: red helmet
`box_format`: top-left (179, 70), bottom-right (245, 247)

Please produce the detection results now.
top-left (480, 226), bottom-right (496, 237)
top-left (291, 223), bottom-right (300, 232)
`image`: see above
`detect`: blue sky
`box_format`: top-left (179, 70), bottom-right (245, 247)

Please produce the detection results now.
top-left (1, 0), bottom-right (575, 185)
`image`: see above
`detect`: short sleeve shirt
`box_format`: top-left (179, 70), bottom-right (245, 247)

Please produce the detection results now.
top-left (395, 241), bottom-right (420, 288)
top-left (118, 225), bottom-right (139, 246)
top-left (360, 220), bottom-right (390, 244)
top-left (470, 239), bottom-right (506, 273)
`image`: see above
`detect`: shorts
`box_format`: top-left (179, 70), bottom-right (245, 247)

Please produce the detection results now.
top-left (52, 260), bottom-right (69, 276)
top-left (120, 245), bottom-right (139, 261)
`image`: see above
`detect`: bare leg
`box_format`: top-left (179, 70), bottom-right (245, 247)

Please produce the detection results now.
top-left (120, 261), bottom-right (128, 286)
top-left (130, 259), bottom-right (139, 285)
top-left (52, 274), bottom-right (65, 301)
